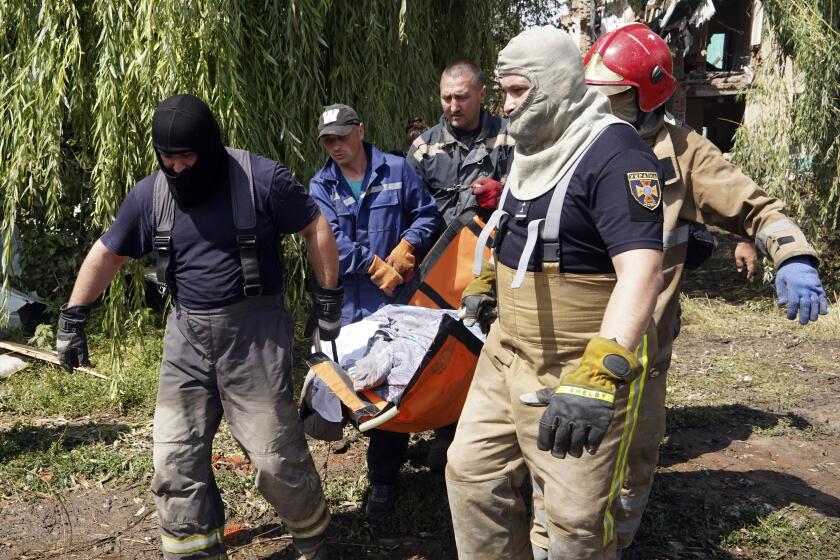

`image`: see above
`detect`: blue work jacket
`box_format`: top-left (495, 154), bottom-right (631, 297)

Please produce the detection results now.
top-left (309, 144), bottom-right (441, 324)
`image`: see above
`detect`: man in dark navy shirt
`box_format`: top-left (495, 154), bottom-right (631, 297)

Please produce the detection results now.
top-left (55, 95), bottom-right (338, 560)
top-left (446, 28), bottom-right (664, 560)
top-left (494, 122), bottom-right (665, 274)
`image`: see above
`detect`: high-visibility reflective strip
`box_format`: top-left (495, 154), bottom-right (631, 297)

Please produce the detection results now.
top-left (363, 182), bottom-right (402, 196)
top-left (603, 336), bottom-right (649, 547)
top-left (283, 497), bottom-right (331, 539)
top-left (413, 142), bottom-right (449, 159)
top-left (554, 385), bottom-right (615, 404)
top-left (755, 218), bottom-right (798, 255)
top-left (484, 133), bottom-right (516, 150)
top-left (161, 528), bottom-right (223, 555)
top-left (662, 225), bottom-right (689, 248)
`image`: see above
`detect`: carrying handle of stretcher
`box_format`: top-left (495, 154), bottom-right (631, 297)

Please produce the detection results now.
top-left (312, 329), bottom-right (339, 361)
top-left (358, 406), bottom-right (401, 432)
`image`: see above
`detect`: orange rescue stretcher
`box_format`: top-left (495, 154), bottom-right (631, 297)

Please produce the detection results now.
top-left (301, 210), bottom-right (491, 436)
top-left (304, 314), bottom-right (482, 434)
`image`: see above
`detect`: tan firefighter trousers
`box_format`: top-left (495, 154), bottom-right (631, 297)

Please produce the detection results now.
top-left (445, 263), bottom-right (656, 560)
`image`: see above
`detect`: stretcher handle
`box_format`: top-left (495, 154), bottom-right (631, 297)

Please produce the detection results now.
top-left (358, 406), bottom-right (400, 432)
top-left (311, 329), bottom-right (339, 362)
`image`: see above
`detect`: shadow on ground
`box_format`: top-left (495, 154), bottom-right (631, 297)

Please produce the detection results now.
top-left (310, 403), bottom-right (836, 559)
top-left (663, 403), bottom-right (812, 467)
top-left (0, 421), bottom-right (129, 462)
top-left (680, 235), bottom-right (775, 306)
top-left (626, 468), bottom-right (840, 559)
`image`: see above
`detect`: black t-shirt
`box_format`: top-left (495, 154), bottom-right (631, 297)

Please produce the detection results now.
top-left (451, 125), bottom-right (480, 149)
top-left (497, 124), bottom-right (663, 273)
top-left (101, 152), bottom-right (320, 309)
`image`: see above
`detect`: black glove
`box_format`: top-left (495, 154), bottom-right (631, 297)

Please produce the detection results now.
top-left (459, 294), bottom-right (497, 334)
top-left (527, 387), bottom-right (615, 459)
top-left (304, 283), bottom-right (343, 341)
top-left (56, 303), bottom-right (93, 371)
top-left (520, 337), bottom-right (638, 459)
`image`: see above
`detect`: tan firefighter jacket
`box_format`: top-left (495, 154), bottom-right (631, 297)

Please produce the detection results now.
top-left (650, 122), bottom-right (818, 372)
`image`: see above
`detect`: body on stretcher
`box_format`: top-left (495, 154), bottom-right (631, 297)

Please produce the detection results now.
top-left (299, 305), bottom-right (485, 440)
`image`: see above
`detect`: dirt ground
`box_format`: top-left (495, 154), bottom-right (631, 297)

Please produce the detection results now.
top-left (1, 240), bottom-right (839, 559)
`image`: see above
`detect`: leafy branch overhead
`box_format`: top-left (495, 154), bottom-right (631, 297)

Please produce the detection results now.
top-left (0, 1), bottom-right (515, 357)
top-left (732, 0), bottom-right (840, 286)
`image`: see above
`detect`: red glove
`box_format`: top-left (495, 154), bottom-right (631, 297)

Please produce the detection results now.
top-left (471, 177), bottom-right (503, 210)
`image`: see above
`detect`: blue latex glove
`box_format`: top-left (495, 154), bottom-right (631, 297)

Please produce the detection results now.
top-left (775, 256), bottom-right (829, 324)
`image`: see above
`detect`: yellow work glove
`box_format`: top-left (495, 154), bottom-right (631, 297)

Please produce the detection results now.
top-left (385, 239), bottom-right (416, 276)
top-left (368, 255), bottom-right (404, 297)
top-left (520, 337), bottom-right (640, 459)
top-left (458, 262), bottom-right (497, 334)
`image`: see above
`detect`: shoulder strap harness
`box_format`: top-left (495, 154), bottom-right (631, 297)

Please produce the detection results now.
top-left (153, 147), bottom-right (262, 299)
top-left (473, 125), bottom-right (628, 289)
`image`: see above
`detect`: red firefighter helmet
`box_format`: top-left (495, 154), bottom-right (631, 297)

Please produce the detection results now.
top-left (583, 23), bottom-right (676, 112)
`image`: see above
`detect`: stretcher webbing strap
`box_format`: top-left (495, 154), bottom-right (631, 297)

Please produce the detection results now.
top-left (602, 334), bottom-right (649, 546)
top-left (161, 528), bottom-right (224, 555)
top-left (283, 496), bottom-right (331, 539)
top-left (307, 355), bottom-right (372, 414)
top-left (473, 208), bottom-right (507, 275)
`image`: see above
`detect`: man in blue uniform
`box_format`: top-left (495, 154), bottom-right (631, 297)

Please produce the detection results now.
top-left (55, 94), bottom-right (339, 560)
top-left (308, 104), bottom-right (441, 520)
top-left (446, 27), bottom-right (665, 559)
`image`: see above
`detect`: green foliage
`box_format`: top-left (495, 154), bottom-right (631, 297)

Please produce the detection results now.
top-left (26, 323), bottom-right (54, 350)
top-left (0, 1), bottom-right (517, 388)
top-left (732, 1), bottom-right (840, 288)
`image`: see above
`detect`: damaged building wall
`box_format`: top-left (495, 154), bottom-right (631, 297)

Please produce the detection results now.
top-left (564, 0), bottom-right (775, 154)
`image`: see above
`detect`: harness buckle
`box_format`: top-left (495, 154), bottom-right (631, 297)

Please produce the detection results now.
top-left (243, 282), bottom-right (262, 297)
top-left (153, 235), bottom-right (170, 251)
top-left (542, 241), bottom-right (560, 262)
top-left (236, 234), bottom-right (257, 248)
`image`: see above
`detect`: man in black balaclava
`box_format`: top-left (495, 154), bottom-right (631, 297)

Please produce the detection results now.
top-left (152, 94), bottom-right (229, 206)
top-left (55, 94), bottom-right (341, 560)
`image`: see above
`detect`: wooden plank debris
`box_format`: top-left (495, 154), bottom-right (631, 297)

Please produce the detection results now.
top-left (0, 340), bottom-right (108, 379)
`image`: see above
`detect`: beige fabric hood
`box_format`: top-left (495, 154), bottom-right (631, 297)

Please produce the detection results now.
top-left (498, 26), bottom-right (623, 200)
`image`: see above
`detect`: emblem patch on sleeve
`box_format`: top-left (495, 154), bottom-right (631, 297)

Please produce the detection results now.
top-left (627, 172), bottom-right (662, 211)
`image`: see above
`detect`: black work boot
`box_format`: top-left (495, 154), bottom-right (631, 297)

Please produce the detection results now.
top-left (364, 484), bottom-right (396, 522)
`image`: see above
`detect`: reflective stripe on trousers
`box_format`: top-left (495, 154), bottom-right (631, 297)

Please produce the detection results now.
top-left (152, 295), bottom-right (329, 559)
top-left (445, 263), bottom-right (658, 560)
